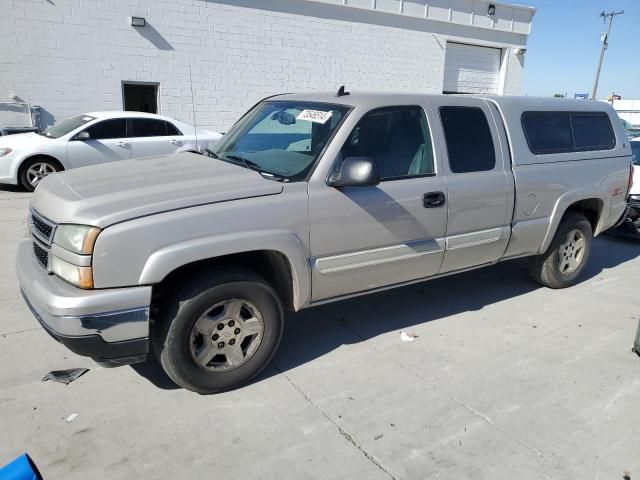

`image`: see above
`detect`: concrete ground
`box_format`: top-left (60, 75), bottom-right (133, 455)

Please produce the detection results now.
top-left (1, 185), bottom-right (639, 480)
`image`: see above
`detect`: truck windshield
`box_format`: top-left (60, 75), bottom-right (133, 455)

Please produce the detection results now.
top-left (212, 101), bottom-right (350, 181)
top-left (40, 115), bottom-right (96, 139)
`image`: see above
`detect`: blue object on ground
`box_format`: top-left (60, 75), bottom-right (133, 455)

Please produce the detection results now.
top-left (0, 454), bottom-right (43, 480)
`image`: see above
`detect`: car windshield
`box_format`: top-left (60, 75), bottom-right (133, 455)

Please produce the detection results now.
top-left (631, 141), bottom-right (640, 165)
top-left (40, 114), bottom-right (96, 139)
top-left (212, 101), bottom-right (350, 181)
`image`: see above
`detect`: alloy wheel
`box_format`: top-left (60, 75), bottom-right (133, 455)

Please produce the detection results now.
top-left (26, 162), bottom-right (56, 187)
top-left (557, 228), bottom-right (586, 274)
top-left (189, 298), bottom-right (265, 372)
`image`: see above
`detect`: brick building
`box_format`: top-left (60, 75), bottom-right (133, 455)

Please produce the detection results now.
top-left (1, 0), bottom-right (535, 132)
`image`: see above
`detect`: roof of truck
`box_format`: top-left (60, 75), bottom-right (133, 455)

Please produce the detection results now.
top-left (272, 91), bottom-right (627, 167)
top-left (272, 91), bottom-right (616, 113)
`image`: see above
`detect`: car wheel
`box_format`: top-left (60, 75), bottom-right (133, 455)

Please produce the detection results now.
top-left (530, 212), bottom-right (592, 289)
top-left (19, 157), bottom-right (61, 191)
top-left (153, 268), bottom-right (284, 394)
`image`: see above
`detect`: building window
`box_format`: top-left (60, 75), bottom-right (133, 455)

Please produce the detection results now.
top-left (122, 82), bottom-right (159, 114)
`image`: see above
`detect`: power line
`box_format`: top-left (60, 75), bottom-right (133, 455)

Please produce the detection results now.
top-left (590, 10), bottom-right (624, 100)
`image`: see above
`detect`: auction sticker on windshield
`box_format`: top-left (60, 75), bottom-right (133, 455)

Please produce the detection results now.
top-left (297, 109), bottom-right (333, 124)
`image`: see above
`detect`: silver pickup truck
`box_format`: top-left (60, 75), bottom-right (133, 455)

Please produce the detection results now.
top-left (16, 92), bottom-right (632, 393)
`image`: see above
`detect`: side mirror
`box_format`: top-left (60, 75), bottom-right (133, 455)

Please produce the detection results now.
top-left (327, 156), bottom-right (379, 187)
top-left (271, 110), bottom-right (296, 126)
top-left (74, 131), bottom-right (90, 141)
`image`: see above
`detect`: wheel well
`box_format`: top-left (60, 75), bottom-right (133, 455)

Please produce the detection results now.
top-left (19, 155), bottom-right (64, 175)
top-left (565, 198), bottom-right (603, 232)
top-left (151, 250), bottom-right (295, 311)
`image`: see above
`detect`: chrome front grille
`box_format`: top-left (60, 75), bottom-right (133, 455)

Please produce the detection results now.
top-left (32, 215), bottom-right (53, 242)
top-left (33, 241), bottom-right (49, 268)
top-left (30, 209), bottom-right (57, 269)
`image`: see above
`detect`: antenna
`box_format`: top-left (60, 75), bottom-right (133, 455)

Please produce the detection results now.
top-left (188, 65), bottom-right (199, 151)
top-left (336, 85), bottom-right (350, 97)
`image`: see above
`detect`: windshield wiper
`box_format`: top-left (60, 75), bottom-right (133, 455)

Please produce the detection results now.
top-left (223, 154), bottom-right (287, 182)
top-left (204, 148), bottom-right (220, 159)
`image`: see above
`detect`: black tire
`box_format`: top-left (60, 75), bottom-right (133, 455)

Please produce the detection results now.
top-left (19, 156), bottom-right (62, 192)
top-left (529, 212), bottom-right (593, 288)
top-left (152, 268), bottom-right (284, 394)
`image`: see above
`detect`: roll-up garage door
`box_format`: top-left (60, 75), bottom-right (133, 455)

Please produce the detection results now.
top-left (443, 43), bottom-right (502, 94)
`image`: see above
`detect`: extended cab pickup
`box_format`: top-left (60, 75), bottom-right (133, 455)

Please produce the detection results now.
top-left (16, 93), bottom-right (632, 393)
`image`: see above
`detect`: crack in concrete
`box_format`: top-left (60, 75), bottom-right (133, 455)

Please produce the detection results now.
top-left (450, 396), bottom-right (545, 460)
top-left (274, 365), bottom-right (398, 480)
top-left (1, 327), bottom-right (42, 337)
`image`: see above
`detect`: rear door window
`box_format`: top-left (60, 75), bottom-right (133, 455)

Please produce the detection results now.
top-left (439, 106), bottom-right (496, 173)
top-left (84, 119), bottom-right (127, 140)
top-left (131, 118), bottom-right (169, 137)
top-left (165, 121), bottom-right (182, 136)
top-left (522, 112), bottom-right (615, 154)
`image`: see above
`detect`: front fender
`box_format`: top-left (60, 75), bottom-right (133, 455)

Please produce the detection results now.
top-left (138, 230), bottom-right (311, 310)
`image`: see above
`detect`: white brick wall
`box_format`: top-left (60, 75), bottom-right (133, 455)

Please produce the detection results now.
top-left (1, 0), bottom-right (528, 132)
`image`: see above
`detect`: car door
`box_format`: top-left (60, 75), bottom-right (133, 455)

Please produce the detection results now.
top-left (66, 118), bottom-right (131, 168)
top-left (308, 104), bottom-right (448, 301)
top-left (129, 118), bottom-right (184, 158)
top-left (427, 97), bottom-right (514, 274)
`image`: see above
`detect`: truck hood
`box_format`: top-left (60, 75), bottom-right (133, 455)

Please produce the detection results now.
top-left (31, 153), bottom-right (284, 227)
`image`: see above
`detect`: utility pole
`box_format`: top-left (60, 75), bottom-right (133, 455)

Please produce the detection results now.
top-left (590, 10), bottom-right (624, 100)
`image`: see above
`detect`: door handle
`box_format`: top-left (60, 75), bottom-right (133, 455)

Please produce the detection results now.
top-left (116, 141), bottom-right (129, 148)
top-left (169, 139), bottom-right (179, 145)
top-left (423, 191), bottom-right (446, 208)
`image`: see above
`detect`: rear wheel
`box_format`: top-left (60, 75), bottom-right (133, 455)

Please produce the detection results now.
top-left (530, 212), bottom-right (592, 288)
top-left (153, 268), bottom-right (284, 394)
top-left (19, 157), bottom-right (61, 191)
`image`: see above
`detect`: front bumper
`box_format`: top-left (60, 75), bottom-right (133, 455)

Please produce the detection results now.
top-left (0, 153), bottom-right (19, 185)
top-left (16, 239), bottom-right (152, 365)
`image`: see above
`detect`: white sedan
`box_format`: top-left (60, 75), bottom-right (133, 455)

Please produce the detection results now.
top-left (0, 111), bottom-right (222, 190)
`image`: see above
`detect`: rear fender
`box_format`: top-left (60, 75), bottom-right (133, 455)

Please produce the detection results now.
top-left (539, 190), bottom-right (607, 253)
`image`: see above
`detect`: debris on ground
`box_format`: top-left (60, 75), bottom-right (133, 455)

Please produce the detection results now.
top-left (374, 434), bottom-right (383, 440)
top-left (400, 331), bottom-right (418, 342)
top-left (65, 413), bottom-right (79, 423)
top-left (42, 368), bottom-right (89, 385)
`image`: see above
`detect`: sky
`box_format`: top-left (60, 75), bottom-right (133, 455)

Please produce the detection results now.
top-left (521, 0), bottom-right (639, 99)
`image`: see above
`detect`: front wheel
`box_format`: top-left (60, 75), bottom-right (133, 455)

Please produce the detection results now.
top-left (529, 212), bottom-right (593, 288)
top-left (153, 269), bottom-right (284, 394)
top-left (19, 157), bottom-right (61, 191)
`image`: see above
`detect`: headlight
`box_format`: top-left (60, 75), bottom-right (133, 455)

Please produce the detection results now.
top-left (50, 256), bottom-right (94, 289)
top-left (53, 224), bottom-right (101, 254)
top-left (0, 147), bottom-right (12, 157)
